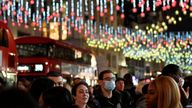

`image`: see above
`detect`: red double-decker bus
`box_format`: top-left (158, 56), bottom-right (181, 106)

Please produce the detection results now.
top-left (0, 21), bottom-right (18, 86)
top-left (16, 36), bottom-right (95, 81)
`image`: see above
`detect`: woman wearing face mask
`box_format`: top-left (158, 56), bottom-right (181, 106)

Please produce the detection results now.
top-left (93, 70), bottom-right (121, 108)
top-left (72, 81), bottom-right (90, 108)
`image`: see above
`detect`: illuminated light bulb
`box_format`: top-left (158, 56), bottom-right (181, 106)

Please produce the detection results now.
top-left (132, 8), bottom-right (137, 13)
top-left (116, 5), bottom-right (120, 11)
top-left (146, 7), bottom-right (150, 11)
top-left (146, 26), bottom-right (149, 30)
top-left (175, 10), bottom-right (179, 15)
top-left (100, 12), bottom-right (104, 17)
top-left (151, 24), bottom-right (155, 28)
top-left (140, 12), bottom-right (145, 17)
top-left (131, 32), bottom-right (135, 36)
top-left (168, 19), bottom-right (172, 24)
top-left (162, 22), bottom-right (166, 26)
top-left (155, 25), bottom-right (159, 29)
top-left (166, 15), bottom-right (170, 19)
top-left (24, 25), bottom-right (29, 29)
top-left (186, 5), bottom-right (189, 9)
top-left (135, 25), bottom-right (139, 29)
top-left (183, 10), bottom-right (187, 15)
top-left (12, 22), bottom-right (16, 26)
top-left (171, 17), bottom-right (175, 21)
top-left (30, 0), bottom-right (35, 5)
top-left (121, 14), bottom-right (125, 19)
top-left (164, 26), bottom-right (168, 30)
top-left (172, 1), bottom-right (177, 7)
top-left (154, 30), bottom-right (157, 34)
top-left (178, 17), bottom-right (182, 21)
top-left (104, 8), bottom-right (108, 13)
top-left (190, 13), bottom-right (192, 17)
top-left (162, 6), bottom-right (167, 11)
top-left (166, 5), bottom-right (171, 10)
top-left (173, 20), bottom-right (177, 25)
top-left (96, 6), bottom-right (100, 11)
top-left (190, 7), bottom-right (192, 11)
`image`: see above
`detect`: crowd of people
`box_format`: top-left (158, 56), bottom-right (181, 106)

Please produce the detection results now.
top-left (0, 64), bottom-right (192, 108)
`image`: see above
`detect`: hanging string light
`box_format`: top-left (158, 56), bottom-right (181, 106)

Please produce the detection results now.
top-left (0, 0), bottom-right (192, 70)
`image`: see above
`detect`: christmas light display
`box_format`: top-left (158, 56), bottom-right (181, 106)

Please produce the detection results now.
top-left (0, 0), bottom-right (192, 70)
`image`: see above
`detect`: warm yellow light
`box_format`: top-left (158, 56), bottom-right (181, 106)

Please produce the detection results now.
top-left (135, 25), bottom-right (139, 29)
top-left (151, 24), bottom-right (155, 28)
top-left (175, 10), bottom-right (179, 15)
top-left (166, 15), bottom-right (170, 19)
top-left (178, 17), bottom-right (182, 21)
top-left (146, 26), bottom-right (149, 30)
top-left (183, 11), bottom-right (187, 15)
top-left (162, 22), bottom-right (166, 26)
top-left (173, 20), bottom-right (177, 25)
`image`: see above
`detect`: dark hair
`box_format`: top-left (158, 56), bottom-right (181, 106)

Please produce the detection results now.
top-left (162, 64), bottom-right (183, 76)
top-left (98, 70), bottom-right (113, 80)
top-left (29, 77), bottom-right (55, 101)
top-left (115, 77), bottom-right (125, 83)
top-left (72, 81), bottom-right (89, 96)
top-left (161, 64), bottom-right (183, 83)
top-left (123, 73), bottom-right (133, 81)
top-left (47, 71), bottom-right (62, 77)
top-left (42, 87), bottom-right (73, 108)
top-left (0, 77), bottom-right (6, 89)
top-left (0, 87), bottom-right (39, 108)
top-left (142, 84), bottom-right (149, 94)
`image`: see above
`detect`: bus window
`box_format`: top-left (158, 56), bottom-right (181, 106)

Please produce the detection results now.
top-left (0, 28), bottom-right (8, 47)
top-left (8, 54), bottom-right (15, 68)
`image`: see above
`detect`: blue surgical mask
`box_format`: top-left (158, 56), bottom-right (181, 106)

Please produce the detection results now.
top-left (104, 80), bottom-right (115, 91)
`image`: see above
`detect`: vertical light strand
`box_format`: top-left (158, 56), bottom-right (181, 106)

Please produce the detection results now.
top-left (91, 0), bottom-right (94, 20)
top-left (79, 0), bottom-right (84, 30)
top-left (52, 0), bottom-right (56, 23)
top-left (104, 0), bottom-right (107, 13)
top-left (146, 0), bottom-right (150, 11)
top-left (17, 0), bottom-right (21, 25)
top-left (96, 0), bottom-right (100, 11)
top-left (110, 0), bottom-right (114, 21)
top-left (153, 0), bottom-right (156, 12)
top-left (166, 0), bottom-right (171, 10)
top-left (171, 0), bottom-right (176, 7)
top-left (71, 0), bottom-right (75, 27)
top-left (11, 0), bottom-right (16, 25)
top-left (132, 0), bottom-right (137, 13)
top-left (121, 0), bottom-right (125, 19)
top-left (56, 3), bottom-right (60, 22)
top-left (140, 0), bottom-right (145, 17)
top-left (7, 1), bottom-right (11, 17)
top-left (100, 0), bottom-right (104, 17)
top-left (24, 1), bottom-right (29, 28)
top-left (180, 0), bottom-right (184, 8)
top-left (36, 0), bottom-right (40, 26)
top-left (85, 0), bottom-right (89, 16)
top-left (190, 0), bottom-right (192, 11)
top-left (67, 19), bottom-right (71, 35)
top-left (2, 0), bottom-right (7, 23)
top-left (76, 1), bottom-right (80, 31)
top-left (65, 1), bottom-right (68, 20)
top-left (60, 0), bottom-right (63, 12)
top-left (41, 0), bottom-right (46, 20)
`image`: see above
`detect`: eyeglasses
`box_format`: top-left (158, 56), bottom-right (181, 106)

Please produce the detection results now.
top-left (103, 77), bottom-right (116, 81)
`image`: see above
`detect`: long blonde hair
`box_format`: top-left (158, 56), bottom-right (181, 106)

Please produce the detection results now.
top-left (151, 76), bottom-right (182, 108)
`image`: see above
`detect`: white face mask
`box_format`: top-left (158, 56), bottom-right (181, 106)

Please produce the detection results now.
top-left (104, 80), bottom-right (116, 91)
